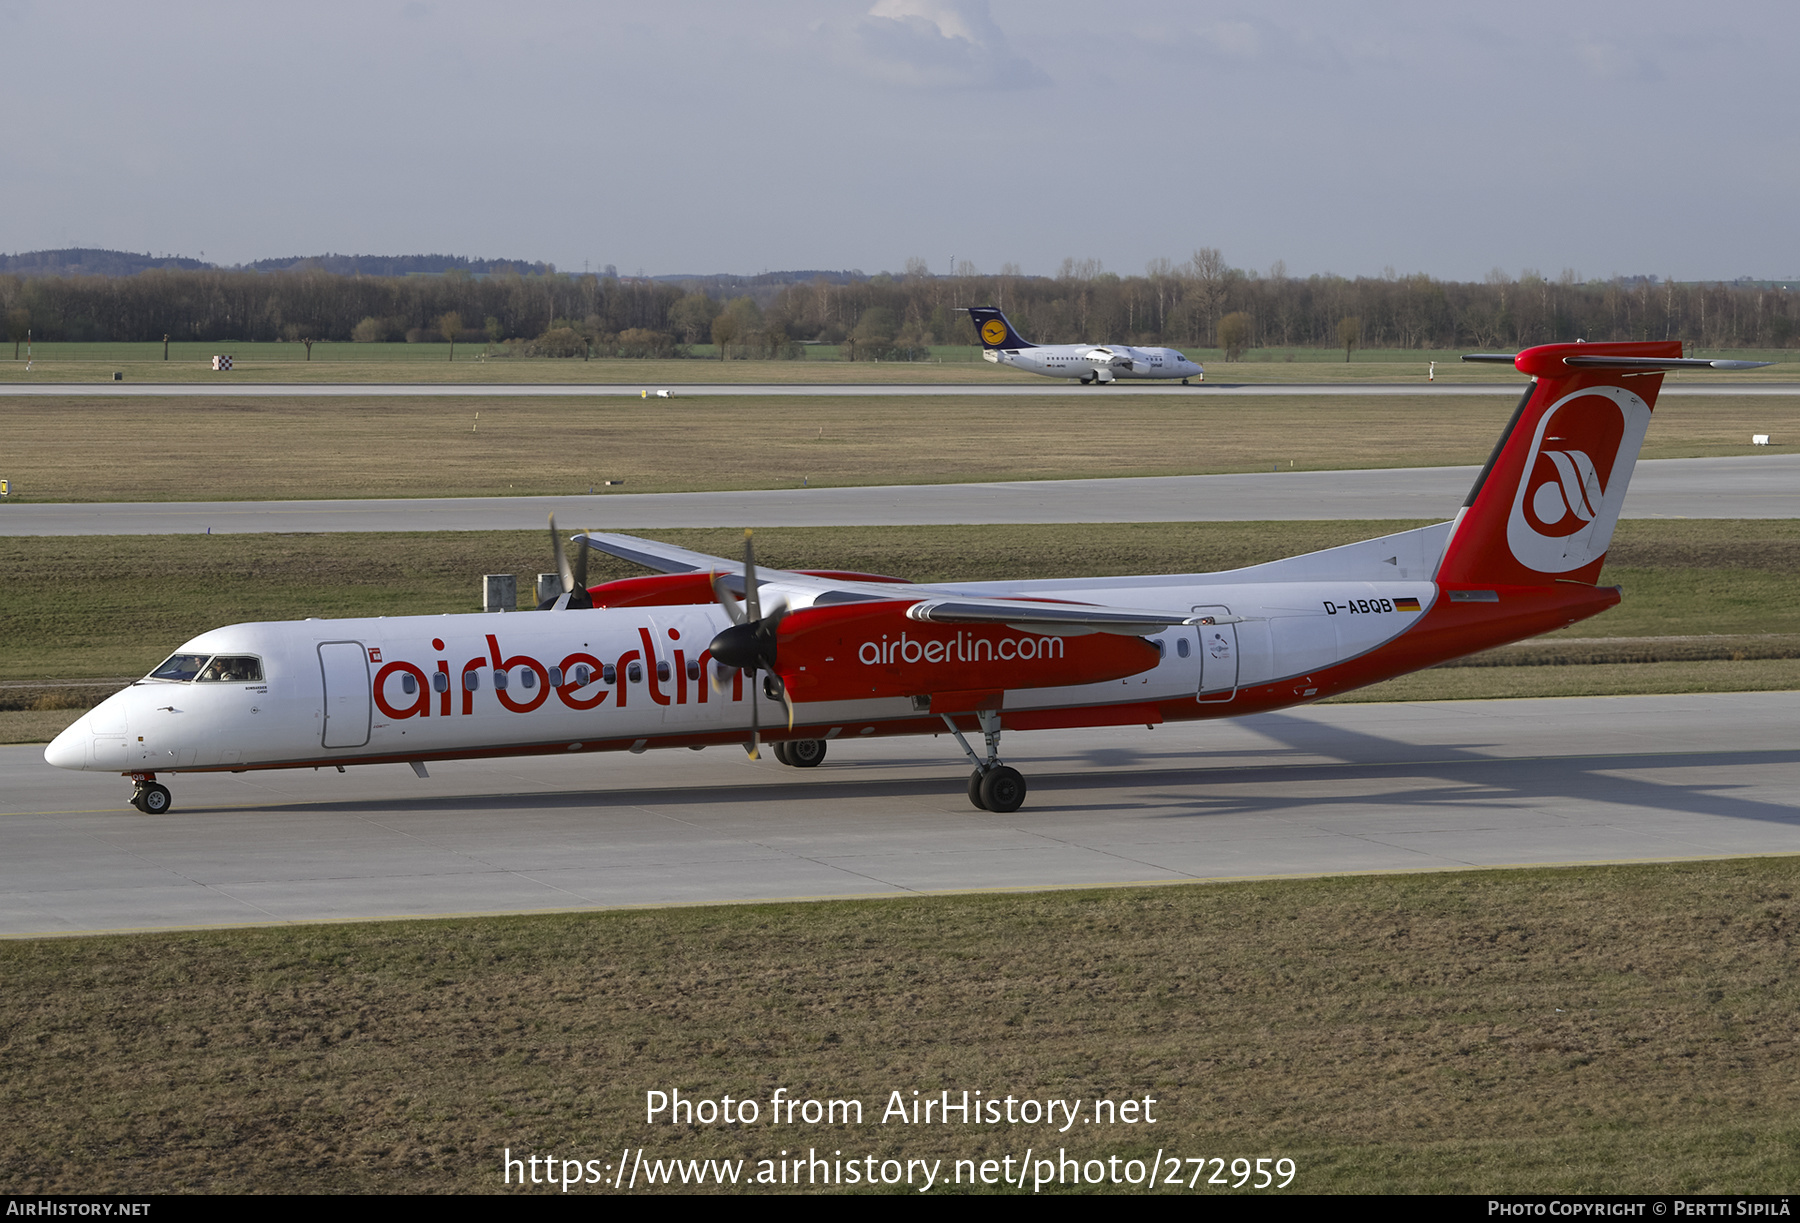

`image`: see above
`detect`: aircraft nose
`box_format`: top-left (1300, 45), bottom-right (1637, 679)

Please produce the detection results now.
top-left (44, 717), bottom-right (90, 770)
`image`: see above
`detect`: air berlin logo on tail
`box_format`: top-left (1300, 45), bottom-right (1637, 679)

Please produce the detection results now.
top-left (1506, 385), bottom-right (1650, 574)
top-left (1529, 448), bottom-right (1605, 532)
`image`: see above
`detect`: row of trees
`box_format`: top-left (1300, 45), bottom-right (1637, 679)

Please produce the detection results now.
top-left (3, 256), bottom-right (1794, 355)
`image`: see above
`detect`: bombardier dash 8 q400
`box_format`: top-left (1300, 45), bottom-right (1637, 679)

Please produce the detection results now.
top-left (47, 342), bottom-right (1766, 816)
top-left (965, 305), bottom-right (1204, 384)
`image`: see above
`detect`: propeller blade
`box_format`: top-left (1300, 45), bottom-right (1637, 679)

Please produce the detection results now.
top-left (743, 530), bottom-right (760, 625)
top-left (710, 571), bottom-right (746, 625)
top-left (773, 673), bottom-right (795, 731)
top-left (572, 529), bottom-right (590, 594)
top-left (549, 514), bottom-right (573, 593)
top-left (745, 667), bottom-right (761, 759)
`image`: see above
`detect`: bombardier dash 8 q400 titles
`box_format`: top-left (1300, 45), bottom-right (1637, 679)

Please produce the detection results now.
top-left (965, 305), bottom-right (1204, 384)
top-left (47, 342), bottom-right (1766, 815)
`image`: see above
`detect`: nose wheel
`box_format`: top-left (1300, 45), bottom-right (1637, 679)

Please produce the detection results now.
top-left (130, 777), bottom-right (172, 814)
top-left (943, 712), bottom-right (1028, 814)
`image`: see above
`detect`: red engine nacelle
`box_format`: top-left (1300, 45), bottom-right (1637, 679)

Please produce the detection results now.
top-left (773, 601), bottom-right (1160, 705)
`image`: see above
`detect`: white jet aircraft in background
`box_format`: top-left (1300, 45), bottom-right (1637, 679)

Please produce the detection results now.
top-left (965, 305), bottom-right (1203, 384)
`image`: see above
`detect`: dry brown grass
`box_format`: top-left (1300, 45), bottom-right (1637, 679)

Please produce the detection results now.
top-left (1, 861), bottom-right (1795, 1193)
top-left (1, 392), bottom-right (1792, 502)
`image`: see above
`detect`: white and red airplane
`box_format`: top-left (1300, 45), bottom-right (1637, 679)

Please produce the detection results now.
top-left (46, 342), bottom-right (1765, 815)
top-left (966, 306), bottom-right (1204, 384)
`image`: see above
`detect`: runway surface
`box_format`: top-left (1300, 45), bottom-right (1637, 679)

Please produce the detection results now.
top-left (5, 691), bottom-right (1797, 937)
top-left (1, 381), bottom-right (1795, 398)
top-left (5, 455), bottom-right (1797, 535)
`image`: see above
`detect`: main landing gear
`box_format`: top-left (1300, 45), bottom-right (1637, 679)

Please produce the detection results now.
top-left (129, 773), bottom-right (172, 814)
top-left (942, 712), bottom-right (1027, 814)
top-left (773, 739), bottom-right (828, 768)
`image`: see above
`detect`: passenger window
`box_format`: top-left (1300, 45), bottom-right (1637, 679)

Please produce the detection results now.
top-left (601, 664), bottom-right (616, 685)
top-left (401, 673), bottom-right (417, 695)
top-left (549, 667), bottom-right (565, 687)
top-left (494, 669), bottom-right (509, 690)
top-left (627, 662), bottom-right (643, 683)
top-left (1176, 639), bottom-right (1190, 658)
top-left (521, 670), bottom-right (536, 690)
top-left (464, 671), bottom-right (480, 692)
top-left (686, 659), bottom-right (700, 681)
top-left (433, 672), bottom-right (449, 693)
top-left (656, 660), bottom-right (671, 682)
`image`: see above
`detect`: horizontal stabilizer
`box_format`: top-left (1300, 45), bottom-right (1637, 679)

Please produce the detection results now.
top-left (1463, 353), bottom-right (1771, 372)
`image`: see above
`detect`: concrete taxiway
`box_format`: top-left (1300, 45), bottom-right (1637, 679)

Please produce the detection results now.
top-left (6, 691), bottom-right (1797, 937)
top-left (4, 454), bottom-right (1796, 535)
top-left (0, 381), bottom-right (1795, 398)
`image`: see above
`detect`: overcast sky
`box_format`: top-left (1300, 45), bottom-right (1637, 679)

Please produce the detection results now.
top-left (5, 0), bottom-right (1795, 281)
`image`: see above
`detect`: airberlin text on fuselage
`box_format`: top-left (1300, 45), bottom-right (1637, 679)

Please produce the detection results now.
top-left (858, 631), bottom-right (1066, 667)
top-left (370, 628), bottom-right (737, 720)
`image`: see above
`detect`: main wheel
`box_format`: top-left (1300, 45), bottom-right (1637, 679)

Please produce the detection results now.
top-left (967, 770), bottom-right (988, 810)
top-left (138, 783), bottom-right (172, 815)
top-left (787, 739), bottom-right (827, 768)
top-left (978, 766), bottom-right (1026, 814)
top-left (772, 741), bottom-right (794, 766)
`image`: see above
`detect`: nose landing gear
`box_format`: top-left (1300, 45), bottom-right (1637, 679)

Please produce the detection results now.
top-left (128, 773), bottom-right (172, 814)
top-left (942, 711), bottom-right (1028, 814)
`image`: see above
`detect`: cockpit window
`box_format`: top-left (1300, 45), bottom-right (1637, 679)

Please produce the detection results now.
top-left (148, 654), bottom-right (264, 683)
top-left (149, 654), bottom-right (211, 682)
top-left (198, 656), bottom-right (264, 683)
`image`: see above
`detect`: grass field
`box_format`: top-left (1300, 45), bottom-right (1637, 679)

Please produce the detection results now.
top-left (1, 341), bottom-right (1792, 385)
top-left (2, 859), bottom-right (1796, 1193)
top-left (0, 391), bottom-right (1792, 503)
top-left (3, 519), bottom-right (1796, 743)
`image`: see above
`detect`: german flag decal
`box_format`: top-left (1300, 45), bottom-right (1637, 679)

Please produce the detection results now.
top-left (1394, 597), bottom-right (1422, 612)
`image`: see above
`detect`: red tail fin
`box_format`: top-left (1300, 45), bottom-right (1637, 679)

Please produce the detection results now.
top-left (1435, 341), bottom-right (1682, 588)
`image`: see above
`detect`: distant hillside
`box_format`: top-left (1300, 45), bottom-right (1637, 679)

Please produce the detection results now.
top-left (243, 253), bottom-right (557, 277)
top-left (0, 248), bottom-right (212, 278)
top-left (654, 270), bottom-right (868, 288)
top-left (3, 250), bottom-right (882, 285)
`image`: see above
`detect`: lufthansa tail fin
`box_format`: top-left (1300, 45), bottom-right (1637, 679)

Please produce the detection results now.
top-left (964, 306), bottom-right (1035, 350)
top-left (1435, 342), bottom-right (1767, 587)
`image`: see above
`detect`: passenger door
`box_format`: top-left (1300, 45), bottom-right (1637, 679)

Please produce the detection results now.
top-left (318, 641), bottom-right (372, 748)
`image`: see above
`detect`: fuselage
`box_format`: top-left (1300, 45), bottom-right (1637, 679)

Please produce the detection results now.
top-left (985, 343), bottom-right (1202, 383)
top-left (44, 556), bottom-right (1616, 778)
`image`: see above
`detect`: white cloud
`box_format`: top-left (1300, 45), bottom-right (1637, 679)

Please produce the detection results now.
top-left (855, 0), bottom-right (1048, 90)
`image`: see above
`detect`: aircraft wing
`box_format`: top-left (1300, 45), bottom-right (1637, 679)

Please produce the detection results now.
top-left (576, 532), bottom-right (739, 575)
top-left (575, 530), bottom-right (913, 603)
top-left (577, 531), bottom-right (1207, 635)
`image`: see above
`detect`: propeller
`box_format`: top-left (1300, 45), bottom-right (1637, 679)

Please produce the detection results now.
top-left (706, 530), bottom-right (792, 758)
top-left (538, 515), bottom-right (594, 609)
